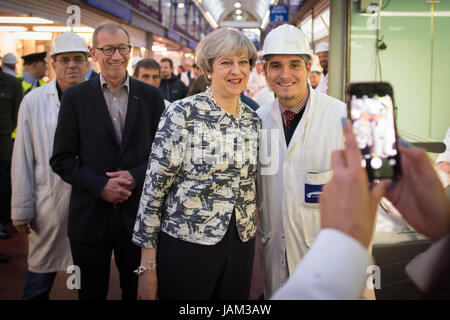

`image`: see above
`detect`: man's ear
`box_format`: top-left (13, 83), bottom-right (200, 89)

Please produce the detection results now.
top-left (306, 60), bottom-right (312, 74)
top-left (89, 47), bottom-right (97, 62)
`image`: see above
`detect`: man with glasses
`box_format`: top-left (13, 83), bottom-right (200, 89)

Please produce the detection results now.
top-left (50, 23), bottom-right (165, 300)
top-left (11, 32), bottom-right (90, 299)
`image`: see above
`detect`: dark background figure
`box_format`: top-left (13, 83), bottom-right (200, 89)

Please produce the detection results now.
top-left (159, 57), bottom-right (188, 102)
top-left (17, 52), bottom-right (48, 95)
top-left (50, 23), bottom-right (165, 300)
top-left (0, 68), bottom-right (23, 261)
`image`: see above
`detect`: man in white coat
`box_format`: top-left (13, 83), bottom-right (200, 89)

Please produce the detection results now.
top-left (314, 42), bottom-right (329, 95)
top-left (11, 32), bottom-right (90, 300)
top-left (256, 24), bottom-right (347, 299)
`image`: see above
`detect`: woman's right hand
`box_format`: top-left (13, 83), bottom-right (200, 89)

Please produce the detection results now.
top-left (138, 270), bottom-right (158, 300)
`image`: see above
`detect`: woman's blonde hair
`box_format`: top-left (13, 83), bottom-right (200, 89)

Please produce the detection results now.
top-left (195, 28), bottom-right (257, 76)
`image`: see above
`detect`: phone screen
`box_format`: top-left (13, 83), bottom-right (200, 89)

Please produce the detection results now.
top-left (349, 92), bottom-right (400, 180)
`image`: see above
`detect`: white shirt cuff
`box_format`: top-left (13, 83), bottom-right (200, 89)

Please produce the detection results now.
top-left (272, 228), bottom-right (373, 300)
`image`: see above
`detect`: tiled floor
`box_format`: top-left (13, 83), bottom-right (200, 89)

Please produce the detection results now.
top-left (0, 224), bottom-right (263, 300)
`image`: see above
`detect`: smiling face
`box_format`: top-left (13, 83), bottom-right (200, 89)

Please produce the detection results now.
top-left (210, 54), bottom-right (250, 100)
top-left (264, 54), bottom-right (311, 108)
top-left (90, 28), bottom-right (130, 83)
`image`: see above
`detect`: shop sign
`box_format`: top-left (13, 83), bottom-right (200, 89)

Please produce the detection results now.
top-left (188, 40), bottom-right (197, 50)
top-left (166, 29), bottom-right (181, 43)
top-left (269, 5), bottom-right (289, 22)
top-left (123, 0), bottom-right (162, 22)
top-left (88, 0), bottom-right (131, 21)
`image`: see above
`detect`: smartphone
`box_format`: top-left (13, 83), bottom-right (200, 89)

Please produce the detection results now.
top-left (345, 82), bottom-right (401, 181)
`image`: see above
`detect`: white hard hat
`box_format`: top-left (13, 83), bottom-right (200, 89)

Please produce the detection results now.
top-left (2, 53), bottom-right (18, 65)
top-left (263, 24), bottom-right (313, 58)
top-left (315, 42), bottom-right (329, 53)
top-left (311, 65), bottom-right (322, 73)
top-left (50, 32), bottom-right (89, 58)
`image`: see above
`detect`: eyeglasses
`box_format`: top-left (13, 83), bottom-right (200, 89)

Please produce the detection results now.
top-left (95, 45), bottom-right (132, 56)
top-left (56, 56), bottom-right (87, 65)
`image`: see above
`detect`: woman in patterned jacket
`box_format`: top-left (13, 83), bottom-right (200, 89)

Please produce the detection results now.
top-left (132, 28), bottom-right (260, 300)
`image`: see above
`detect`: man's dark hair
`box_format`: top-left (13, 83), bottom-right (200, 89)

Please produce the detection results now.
top-left (160, 57), bottom-right (173, 69)
top-left (133, 58), bottom-right (161, 78)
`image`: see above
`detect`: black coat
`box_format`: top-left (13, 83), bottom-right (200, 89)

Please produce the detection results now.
top-left (50, 75), bottom-right (165, 243)
top-left (159, 73), bottom-right (188, 102)
top-left (0, 71), bottom-right (23, 161)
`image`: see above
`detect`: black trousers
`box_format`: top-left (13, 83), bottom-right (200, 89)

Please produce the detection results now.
top-left (69, 212), bottom-right (140, 300)
top-left (0, 160), bottom-right (11, 224)
top-left (157, 213), bottom-right (255, 300)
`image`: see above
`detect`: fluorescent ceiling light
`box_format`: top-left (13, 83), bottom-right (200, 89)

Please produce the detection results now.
top-left (76, 33), bottom-right (92, 39)
top-left (74, 27), bottom-right (95, 33)
top-left (33, 26), bottom-right (95, 33)
top-left (236, 15), bottom-right (243, 20)
top-left (13, 32), bottom-right (53, 40)
top-left (33, 26), bottom-right (71, 32)
top-left (0, 17), bottom-right (54, 24)
top-left (236, 9), bottom-right (242, 15)
top-left (152, 45), bottom-right (167, 52)
top-left (178, 3), bottom-right (184, 9)
top-left (234, 2), bottom-right (241, 9)
top-left (361, 11), bottom-right (450, 17)
top-left (205, 11), bottom-right (218, 29)
top-left (261, 10), bottom-right (270, 29)
top-left (0, 26), bottom-right (27, 32)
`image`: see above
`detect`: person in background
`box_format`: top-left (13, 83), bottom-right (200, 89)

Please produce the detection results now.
top-left (187, 63), bottom-right (203, 93)
top-left (0, 62), bottom-right (23, 255)
top-left (180, 62), bottom-right (193, 88)
top-left (309, 65), bottom-right (322, 89)
top-left (176, 65), bottom-right (184, 80)
top-left (2, 53), bottom-right (18, 77)
top-left (133, 58), bottom-right (170, 107)
top-left (188, 73), bottom-right (208, 96)
top-left (314, 42), bottom-right (329, 94)
top-left (17, 52), bottom-right (48, 95)
top-left (133, 28), bottom-right (259, 300)
top-left (50, 23), bottom-right (165, 300)
top-left (85, 60), bottom-right (99, 80)
top-left (273, 121), bottom-right (450, 299)
top-left (246, 58), bottom-right (266, 98)
top-left (11, 32), bottom-right (91, 300)
top-left (159, 58), bottom-right (188, 102)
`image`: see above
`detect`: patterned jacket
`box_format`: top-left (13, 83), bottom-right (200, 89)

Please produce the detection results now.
top-left (132, 93), bottom-right (260, 248)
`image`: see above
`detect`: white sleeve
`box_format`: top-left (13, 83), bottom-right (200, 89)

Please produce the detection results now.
top-left (271, 228), bottom-right (373, 300)
top-left (11, 97), bottom-right (36, 221)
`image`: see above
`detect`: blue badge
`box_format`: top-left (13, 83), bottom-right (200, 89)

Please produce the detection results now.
top-left (305, 183), bottom-right (324, 204)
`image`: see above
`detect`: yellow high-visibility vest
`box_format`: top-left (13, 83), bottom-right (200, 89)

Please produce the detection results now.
top-left (12, 73), bottom-right (46, 138)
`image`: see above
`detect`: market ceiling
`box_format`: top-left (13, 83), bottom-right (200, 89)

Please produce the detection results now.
top-left (193, 0), bottom-right (276, 28)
